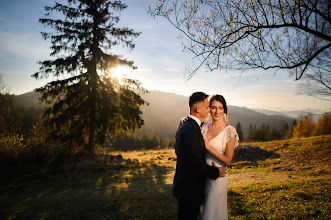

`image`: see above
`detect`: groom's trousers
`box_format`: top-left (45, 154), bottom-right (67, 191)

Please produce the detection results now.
top-left (177, 193), bottom-right (201, 220)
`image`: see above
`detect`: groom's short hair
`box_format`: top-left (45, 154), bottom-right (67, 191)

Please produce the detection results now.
top-left (189, 92), bottom-right (209, 110)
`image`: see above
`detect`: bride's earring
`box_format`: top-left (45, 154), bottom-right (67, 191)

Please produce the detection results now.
top-left (222, 113), bottom-right (229, 124)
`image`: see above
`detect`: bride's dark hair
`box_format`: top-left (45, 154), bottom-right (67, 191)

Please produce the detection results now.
top-left (210, 95), bottom-right (227, 114)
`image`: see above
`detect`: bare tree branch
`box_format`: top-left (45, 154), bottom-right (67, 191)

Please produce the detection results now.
top-left (149, 0), bottom-right (331, 99)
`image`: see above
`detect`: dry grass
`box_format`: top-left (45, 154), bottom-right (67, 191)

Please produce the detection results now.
top-left (1, 135), bottom-right (330, 219)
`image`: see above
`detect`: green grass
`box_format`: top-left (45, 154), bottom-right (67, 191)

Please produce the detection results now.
top-left (228, 175), bottom-right (330, 219)
top-left (1, 135), bottom-right (330, 219)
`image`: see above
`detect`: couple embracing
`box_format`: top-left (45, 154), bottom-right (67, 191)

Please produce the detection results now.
top-left (173, 92), bottom-right (239, 219)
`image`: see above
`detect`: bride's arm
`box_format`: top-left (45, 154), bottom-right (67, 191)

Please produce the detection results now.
top-left (202, 133), bottom-right (236, 166)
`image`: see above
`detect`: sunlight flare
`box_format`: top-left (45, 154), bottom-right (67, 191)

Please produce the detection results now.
top-left (110, 66), bottom-right (129, 83)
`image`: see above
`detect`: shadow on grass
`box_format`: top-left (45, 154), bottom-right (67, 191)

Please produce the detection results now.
top-left (0, 157), bottom-right (177, 220)
top-left (227, 189), bottom-right (250, 217)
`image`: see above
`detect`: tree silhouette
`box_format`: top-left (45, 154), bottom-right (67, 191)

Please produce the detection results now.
top-left (0, 74), bottom-right (21, 137)
top-left (235, 121), bottom-right (244, 141)
top-left (150, 0), bottom-right (331, 99)
top-left (33, 0), bottom-right (147, 154)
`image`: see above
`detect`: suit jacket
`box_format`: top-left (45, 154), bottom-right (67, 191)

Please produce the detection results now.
top-left (172, 118), bottom-right (219, 202)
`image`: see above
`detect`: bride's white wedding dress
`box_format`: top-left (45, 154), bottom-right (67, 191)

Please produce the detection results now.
top-left (200, 122), bottom-right (239, 220)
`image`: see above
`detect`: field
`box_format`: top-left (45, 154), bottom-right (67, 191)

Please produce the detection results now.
top-left (1, 135), bottom-right (330, 219)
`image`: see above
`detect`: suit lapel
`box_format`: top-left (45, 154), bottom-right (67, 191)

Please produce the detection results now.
top-left (187, 118), bottom-right (205, 150)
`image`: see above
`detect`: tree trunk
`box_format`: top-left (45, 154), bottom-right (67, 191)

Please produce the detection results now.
top-left (87, 60), bottom-right (97, 155)
top-left (87, 5), bottom-right (98, 156)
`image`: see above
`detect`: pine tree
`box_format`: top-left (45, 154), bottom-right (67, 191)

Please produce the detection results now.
top-left (247, 124), bottom-right (256, 142)
top-left (235, 122), bottom-right (244, 142)
top-left (270, 126), bottom-right (281, 141)
top-left (281, 122), bottom-right (291, 139)
top-left (33, 0), bottom-right (147, 154)
top-left (0, 75), bottom-right (21, 137)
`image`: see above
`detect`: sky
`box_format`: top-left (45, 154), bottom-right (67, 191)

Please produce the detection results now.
top-left (0, 0), bottom-right (330, 112)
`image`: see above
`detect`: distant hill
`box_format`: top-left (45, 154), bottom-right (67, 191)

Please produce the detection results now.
top-left (13, 91), bottom-right (43, 108)
top-left (253, 108), bottom-right (325, 122)
top-left (252, 109), bottom-right (295, 118)
top-left (11, 90), bottom-right (296, 139)
top-left (139, 91), bottom-right (297, 138)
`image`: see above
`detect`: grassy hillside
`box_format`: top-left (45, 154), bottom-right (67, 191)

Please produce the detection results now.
top-left (1, 135), bottom-right (330, 219)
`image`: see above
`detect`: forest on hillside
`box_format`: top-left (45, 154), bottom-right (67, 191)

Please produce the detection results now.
top-left (8, 90), bottom-right (301, 137)
top-left (2, 88), bottom-right (330, 153)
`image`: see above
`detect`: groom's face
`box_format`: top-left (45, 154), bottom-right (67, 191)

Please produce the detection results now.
top-left (198, 98), bottom-right (210, 119)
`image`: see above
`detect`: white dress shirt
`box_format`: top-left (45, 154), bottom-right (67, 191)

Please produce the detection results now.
top-left (189, 115), bottom-right (201, 127)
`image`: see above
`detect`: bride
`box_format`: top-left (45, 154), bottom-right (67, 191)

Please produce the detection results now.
top-left (199, 94), bottom-right (239, 220)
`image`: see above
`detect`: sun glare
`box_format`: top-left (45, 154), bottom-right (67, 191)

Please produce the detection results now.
top-left (110, 66), bottom-right (129, 83)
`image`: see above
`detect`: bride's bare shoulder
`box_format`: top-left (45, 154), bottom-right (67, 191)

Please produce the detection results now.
top-left (225, 124), bottom-right (236, 132)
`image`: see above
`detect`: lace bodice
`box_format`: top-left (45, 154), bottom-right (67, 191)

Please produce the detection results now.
top-left (202, 122), bottom-right (239, 167)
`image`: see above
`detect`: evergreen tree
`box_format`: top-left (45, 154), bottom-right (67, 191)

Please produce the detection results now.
top-left (247, 124), bottom-right (256, 142)
top-left (281, 122), bottom-right (291, 139)
top-left (265, 124), bottom-right (270, 141)
top-left (270, 126), bottom-right (281, 141)
top-left (254, 124), bottom-right (265, 142)
top-left (235, 121), bottom-right (244, 142)
top-left (0, 75), bottom-right (21, 137)
top-left (33, 0), bottom-right (147, 154)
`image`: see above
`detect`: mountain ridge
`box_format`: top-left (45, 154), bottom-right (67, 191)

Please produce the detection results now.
top-left (11, 90), bottom-right (300, 138)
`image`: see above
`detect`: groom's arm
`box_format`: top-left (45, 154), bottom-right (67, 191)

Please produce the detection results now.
top-left (181, 126), bottom-right (219, 180)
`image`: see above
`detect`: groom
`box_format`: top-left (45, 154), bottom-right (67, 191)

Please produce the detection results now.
top-left (173, 92), bottom-right (227, 219)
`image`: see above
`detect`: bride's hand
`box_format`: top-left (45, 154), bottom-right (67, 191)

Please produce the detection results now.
top-left (201, 131), bottom-right (206, 141)
top-left (179, 116), bottom-right (189, 126)
top-left (201, 132), bottom-right (209, 149)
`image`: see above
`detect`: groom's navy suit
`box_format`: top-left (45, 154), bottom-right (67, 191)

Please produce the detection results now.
top-left (173, 117), bottom-right (219, 219)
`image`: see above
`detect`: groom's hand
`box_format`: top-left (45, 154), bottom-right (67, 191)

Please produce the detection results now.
top-left (212, 162), bottom-right (228, 177)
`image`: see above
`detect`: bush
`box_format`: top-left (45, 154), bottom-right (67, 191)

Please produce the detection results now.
top-left (0, 123), bottom-right (88, 182)
top-left (0, 134), bottom-right (26, 159)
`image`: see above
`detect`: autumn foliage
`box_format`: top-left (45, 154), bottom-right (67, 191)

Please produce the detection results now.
top-left (313, 113), bottom-right (331, 136)
top-left (292, 113), bottom-right (331, 138)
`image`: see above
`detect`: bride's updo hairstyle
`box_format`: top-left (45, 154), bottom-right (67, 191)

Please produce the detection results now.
top-left (210, 95), bottom-right (227, 114)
